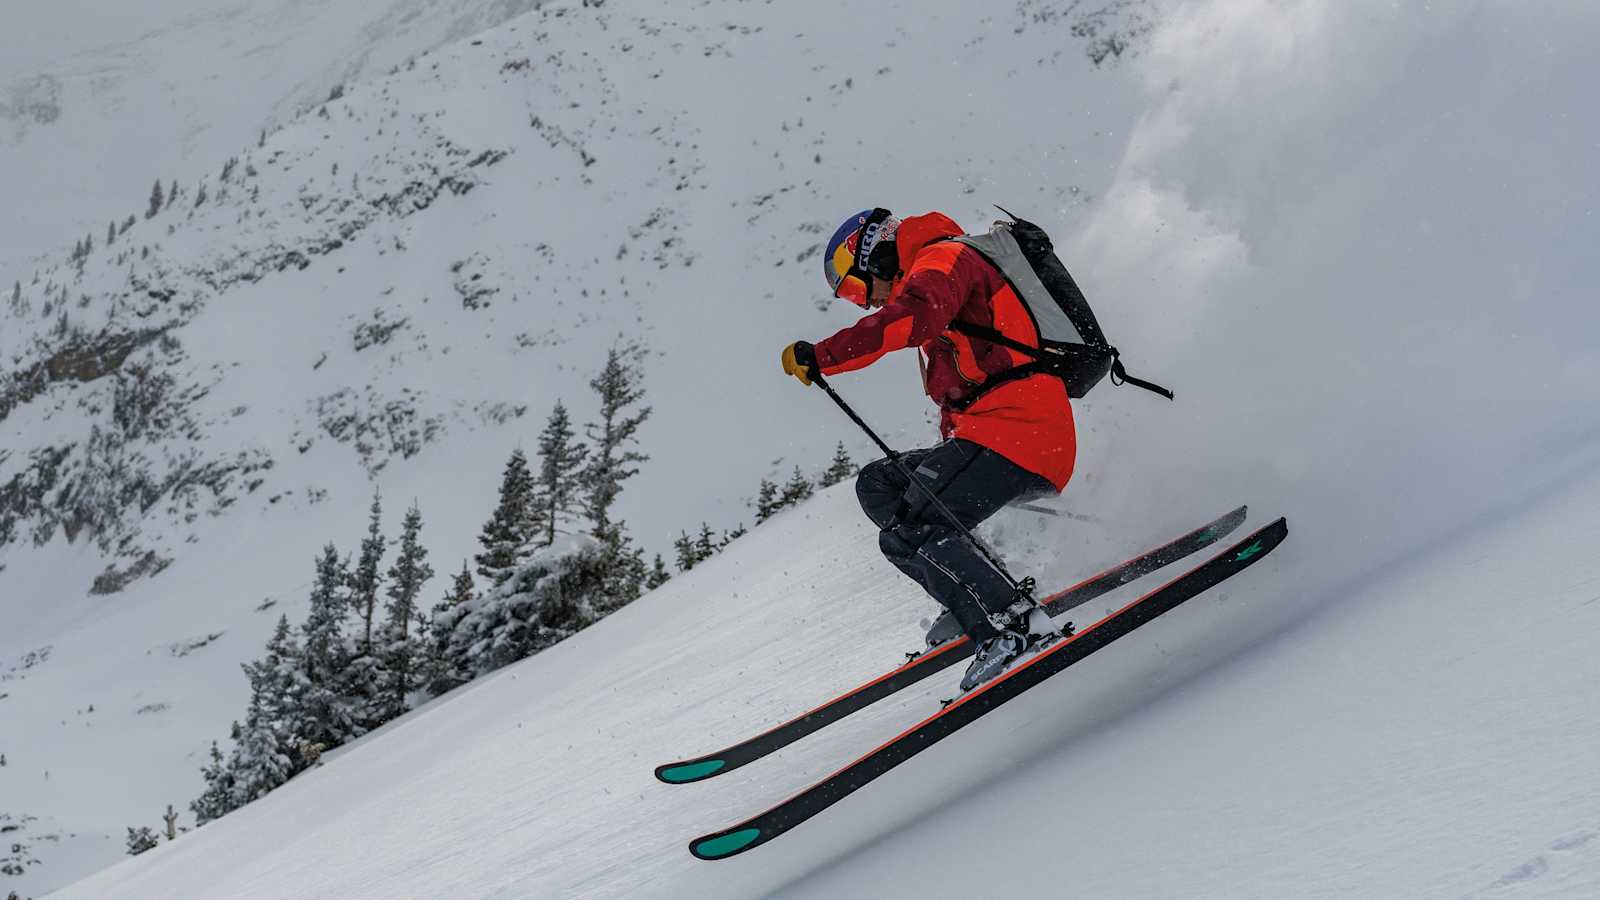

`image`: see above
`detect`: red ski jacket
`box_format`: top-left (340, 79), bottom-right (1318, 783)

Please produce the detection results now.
top-left (814, 212), bottom-right (1076, 491)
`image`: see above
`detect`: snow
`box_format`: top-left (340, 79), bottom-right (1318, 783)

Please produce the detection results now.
top-left (50, 465), bottom-right (1600, 899)
top-left (4, 0), bottom-right (1600, 896)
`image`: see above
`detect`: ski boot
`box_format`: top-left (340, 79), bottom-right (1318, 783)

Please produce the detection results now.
top-left (958, 587), bottom-right (1073, 692)
top-left (959, 628), bottom-right (1029, 692)
top-left (992, 581), bottom-right (1066, 649)
top-left (926, 599), bottom-right (1061, 651)
top-left (922, 609), bottom-right (963, 648)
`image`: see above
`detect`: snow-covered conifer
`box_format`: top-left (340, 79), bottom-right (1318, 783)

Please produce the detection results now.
top-left (754, 478), bottom-right (780, 522)
top-left (424, 566), bottom-right (480, 697)
top-left (533, 402), bottom-right (589, 547)
top-left (591, 520), bottom-right (647, 616)
top-left (693, 523), bottom-right (717, 565)
top-left (350, 491), bottom-right (386, 653)
top-left (190, 741), bottom-right (238, 825)
top-left (221, 615), bottom-right (300, 805)
top-left (444, 561), bottom-right (474, 606)
top-left (821, 442), bottom-right (856, 487)
top-left (296, 545), bottom-right (359, 747)
top-left (645, 553), bottom-right (671, 590)
top-left (780, 466), bottom-right (814, 508)
top-left (125, 826), bottom-right (159, 856)
top-left (582, 345), bottom-right (651, 537)
top-left (226, 695), bottom-right (293, 806)
top-left (673, 531), bottom-right (696, 573)
top-left (475, 449), bottom-right (535, 587)
top-left (376, 503), bottom-right (434, 721)
top-left (146, 180), bottom-right (164, 218)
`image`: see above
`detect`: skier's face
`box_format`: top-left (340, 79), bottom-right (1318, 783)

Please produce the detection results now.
top-left (865, 276), bottom-right (892, 309)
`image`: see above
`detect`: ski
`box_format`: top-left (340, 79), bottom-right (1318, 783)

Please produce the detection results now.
top-left (688, 516), bottom-right (1287, 860)
top-left (655, 505), bottom-right (1248, 785)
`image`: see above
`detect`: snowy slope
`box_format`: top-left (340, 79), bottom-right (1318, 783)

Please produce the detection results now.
top-left (52, 461), bottom-right (1600, 899)
top-left (0, 0), bottom-right (550, 275)
top-left (782, 460), bottom-right (1600, 899)
top-left (2, 2), bottom-right (1155, 893)
top-left (8, 0), bottom-right (1600, 896)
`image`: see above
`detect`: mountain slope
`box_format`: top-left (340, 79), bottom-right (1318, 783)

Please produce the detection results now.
top-left (0, 0), bottom-right (552, 276)
top-left (54, 459), bottom-right (1600, 899)
top-left (6, 0), bottom-right (1600, 896)
top-left (2, 2), bottom-right (1153, 893)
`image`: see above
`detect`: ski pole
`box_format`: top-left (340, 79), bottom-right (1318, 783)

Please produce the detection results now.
top-left (810, 372), bottom-right (1028, 596)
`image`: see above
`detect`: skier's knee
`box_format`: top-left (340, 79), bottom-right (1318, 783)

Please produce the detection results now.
top-left (879, 523), bottom-right (931, 565)
top-left (856, 462), bottom-right (902, 529)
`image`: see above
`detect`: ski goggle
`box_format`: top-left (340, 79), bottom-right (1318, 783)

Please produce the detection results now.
top-left (824, 208), bottom-right (893, 308)
top-left (831, 244), bottom-right (871, 307)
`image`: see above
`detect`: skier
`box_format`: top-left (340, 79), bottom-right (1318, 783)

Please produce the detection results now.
top-left (781, 208), bottom-right (1076, 691)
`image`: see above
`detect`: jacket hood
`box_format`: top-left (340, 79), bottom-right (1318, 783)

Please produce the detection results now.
top-left (891, 211), bottom-right (964, 277)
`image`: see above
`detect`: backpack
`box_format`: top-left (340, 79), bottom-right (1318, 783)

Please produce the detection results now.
top-left (942, 208), bottom-right (1173, 404)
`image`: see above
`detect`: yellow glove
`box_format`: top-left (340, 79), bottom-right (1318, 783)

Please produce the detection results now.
top-left (781, 341), bottom-right (818, 387)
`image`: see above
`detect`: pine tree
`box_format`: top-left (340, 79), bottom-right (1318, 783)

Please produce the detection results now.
top-left (420, 562), bottom-right (472, 695)
top-left (582, 345), bottom-right (652, 538)
top-left (122, 214), bottom-right (136, 234)
top-left (126, 826), bottom-right (160, 856)
top-left (693, 523), bottom-right (717, 565)
top-left (345, 494), bottom-right (388, 733)
top-left (167, 179), bottom-right (179, 209)
top-left (592, 521), bottom-right (648, 616)
top-left (821, 442), bottom-right (856, 487)
top-left (239, 615), bottom-right (301, 722)
top-left (581, 346), bottom-right (652, 611)
top-left (475, 449), bottom-right (536, 587)
top-left (376, 504), bottom-right (433, 722)
top-left (147, 179), bottom-right (165, 218)
top-left (719, 524), bottom-right (747, 549)
top-left (444, 560), bottom-right (474, 606)
top-left (754, 478), bottom-right (781, 522)
top-left (190, 741), bottom-right (238, 825)
top-left (108, 221), bottom-right (117, 246)
top-left (673, 532), bottom-right (697, 573)
top-left (645, 553), bottom-right (671, 590)
top-left (350, 491), bottom-right (386, 653)
top-left (780, 466), bottom-right (815, 508)
top-left (227, 694), bottom-right (293, 806)
top-left (231, 619), bottom-right (302, 804)
top-left (533, 402), bottom-right (589, 547)
top-left (194, 180), bottom-right (209, 207)
top-left (297, 545), bottom-right (357, 748)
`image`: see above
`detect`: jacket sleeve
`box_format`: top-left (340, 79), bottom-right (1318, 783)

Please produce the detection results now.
top-left (814, 244), bottom-right (971, 375)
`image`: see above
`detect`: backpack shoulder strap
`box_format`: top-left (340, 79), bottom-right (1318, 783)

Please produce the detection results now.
top-left (948, 228), bottom-right (1093, 347)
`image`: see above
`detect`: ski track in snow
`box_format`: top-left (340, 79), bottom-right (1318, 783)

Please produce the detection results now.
top-left (1460, 829), bottom-right (1600, 900)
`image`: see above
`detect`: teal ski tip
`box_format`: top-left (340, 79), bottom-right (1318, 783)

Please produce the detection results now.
top-left (691, 827), bottom-right (762, 860)
top-left (656, 758), bottom-right (726, 784)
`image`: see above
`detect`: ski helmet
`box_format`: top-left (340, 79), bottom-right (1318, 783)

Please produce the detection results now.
top-left (823, 208), bottom-right (899, 307)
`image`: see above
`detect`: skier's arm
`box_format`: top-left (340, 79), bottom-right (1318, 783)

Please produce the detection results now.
top-left (813, 244), bottom-right (971, 375)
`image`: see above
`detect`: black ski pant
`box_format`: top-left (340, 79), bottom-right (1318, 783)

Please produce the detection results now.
top-left (856, 438), bottom-right (1052, 645)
